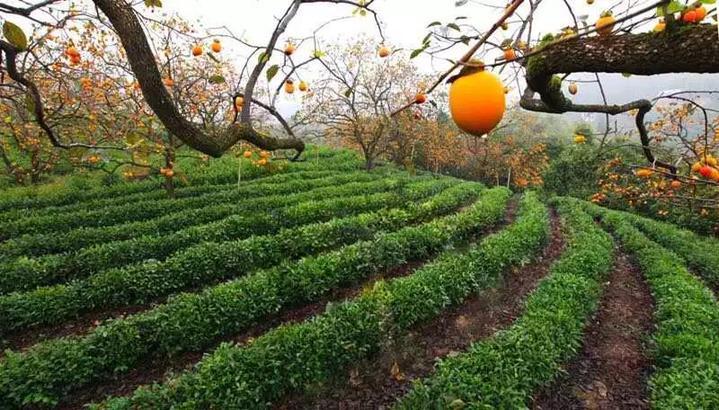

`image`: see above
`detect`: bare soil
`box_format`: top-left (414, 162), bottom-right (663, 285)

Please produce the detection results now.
top-left (532, 250), bottom-right (655, 410)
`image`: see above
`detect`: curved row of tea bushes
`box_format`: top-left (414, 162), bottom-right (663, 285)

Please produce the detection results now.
top-left (89, 191), bottom-right (546, 410)
top-left (0, 171), bottom-right (383, 258)
top-left (0, 170), bottom-right (339, 225)
top-left (0, 181), bottom-right (478, 332)
top-left (0, 187), bottom-right (509, 408)
top-left (0, 146), bottom-right (360, 213)
top-left (182, 146), bottom-right (364, 186)
top-left (0, 168), bottom-right (384, 241)
top-left (396, 197), bottom-right (614, 409)
top-left (584, 203), bottom-right (719, 409)
top-left (0, 176), bottom-right (439, 295)
top-left (625, 212), bottom-right (719, 291)
top-left (0, 180), bottom-right (159, 215)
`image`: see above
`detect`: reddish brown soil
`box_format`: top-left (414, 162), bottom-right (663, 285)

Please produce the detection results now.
top-left (533, 250), bottom-right (655, 410)
top-left (277, 208), bottom-right (565, 410)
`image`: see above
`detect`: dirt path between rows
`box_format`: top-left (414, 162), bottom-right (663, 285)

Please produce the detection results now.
top-left (533, 249), bottom-right (655, 410)
top-left (56, 199), bottom-right (519, 410)
top-left (278, 207), bottom-right (565, 410)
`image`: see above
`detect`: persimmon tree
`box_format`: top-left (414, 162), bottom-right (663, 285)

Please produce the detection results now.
top-left (0, 17), bottom-right (142, 184)
top-left (2, 0), bottom-right (719, 189)
top-left (0, 0), bottom-right (386, 162)
top-left (297, 38), bottom-right (431, 169)
top-left (396, 0), bottom-right (718, 178)
top-left (0, 9), bottom-right (218, 189)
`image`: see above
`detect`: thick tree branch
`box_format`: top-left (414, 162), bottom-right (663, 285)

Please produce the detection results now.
top-left (92, 0), bottom-right (304, 158)
top-left (520, 24), bottom-right (718, 174)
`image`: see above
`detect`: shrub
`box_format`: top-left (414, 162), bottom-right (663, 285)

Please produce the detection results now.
top-left (0, 187), bottom-right (509, 408)
top-left (89, 190), bottom-right (543, 409)
top-left (581, 200), bottom-right (719, 409)
top-left (396, 197), bottom-right (614, 408)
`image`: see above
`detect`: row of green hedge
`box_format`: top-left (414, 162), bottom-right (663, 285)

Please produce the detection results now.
top-left (623, 212), bottom-right (719, 291)
top-left (0, 146), bottom-right (360, 213)
top-left (0, 176), bottom-right (448, 297)
top-left (0, 181), bottom-right (477, 332)
top-left (90, 191), bottom-right (546, 409)
top-left (0, 167), bottom-right (382, 241)
top-left (0, 186), bottom-right (504, 408)
top-left (396, 197), bottom-right (614, 408)
top-left (0, 170), bottom-right (340, 225)
top-left (0, 171), bottom-right (384, 259)
top-left (181, 146), bottom-right (364, 186)
top-left (587, 203), bottom-right (719, 409)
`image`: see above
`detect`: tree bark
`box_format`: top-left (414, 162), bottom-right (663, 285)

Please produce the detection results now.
top-left (520, 24), bottom-right (719, 173)
top-left (92, 0), bottom-right (304, 158)
top-left (528, 25), bottom-right (719, 81)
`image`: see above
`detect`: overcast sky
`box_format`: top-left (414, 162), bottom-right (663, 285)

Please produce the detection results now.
top-left (156, 0), bottom-right (717, 120)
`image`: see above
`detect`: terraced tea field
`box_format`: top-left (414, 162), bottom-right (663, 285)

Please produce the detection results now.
top-left (0, 151), bottom-right (717, 409)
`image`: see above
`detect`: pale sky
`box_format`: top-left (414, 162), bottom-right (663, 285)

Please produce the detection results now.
top-left (157, 0), bottom-right (717, 120)
top-left (5, 0), bottom-right (717, 125)
top-left (161, 0), bottom-right (606, 68)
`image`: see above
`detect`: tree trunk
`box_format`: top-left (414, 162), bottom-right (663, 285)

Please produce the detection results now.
top-left (92, 0), bottom-right (305, 158)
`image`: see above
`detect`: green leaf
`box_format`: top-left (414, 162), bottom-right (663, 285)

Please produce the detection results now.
top-left (421, 32), bottom-right (432, 46)
top-left (144, 0), bottom-right (163, 7)
top-left (25, 94), bottom-right (35, 117)
top-left (447, 23), bottom-right (461, 32)
top-left (427, 21), bottom-right (442, 28)
top-left (656, 1), bottom-right (684, 16)
top-left (410, 48), bottom-right (425, 59)
top-left (344, 88), bottom-right (353, 98)
top-left (266, 64), bottom-right (279, 82)
top-left (3, 21), bottom-right (28, 51)
top-left (208, 74), bottom-right (226, 84)
top-left (258, 51), bottom-right (270, 64)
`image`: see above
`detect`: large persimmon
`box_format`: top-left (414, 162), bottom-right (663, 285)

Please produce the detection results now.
top-left (449, 61), bottom-right (505, 136)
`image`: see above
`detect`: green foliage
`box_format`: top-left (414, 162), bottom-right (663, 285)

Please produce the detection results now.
top-left (619, 210), bottom-right (719, 290)
top-left (91, 190), bottom-right (546, 409)
top-left (0, 169), bottom-right (372, 241)
top-left (0, 186), bottom-right (507, 408)
top-left (573, 123), bottom-right (594, 144)
top-left (396, 197), bottom-right (613, 408)
top-left (0, 169), bottom-right (337, 225)
top-left (0, 171), bottom-right (365, 258)
top-left (0, 175), bottom-right (447, 302)
top-left (181, 146), bottom-right (363, 186)
top-left (543, 144), bottom-right (602, 199)
top-left (0, 180), bottom-right (471, 331)
top-left (584, 202), bottom-right (719, 409)
top-left (0, 146), bottom-right (361, 212)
